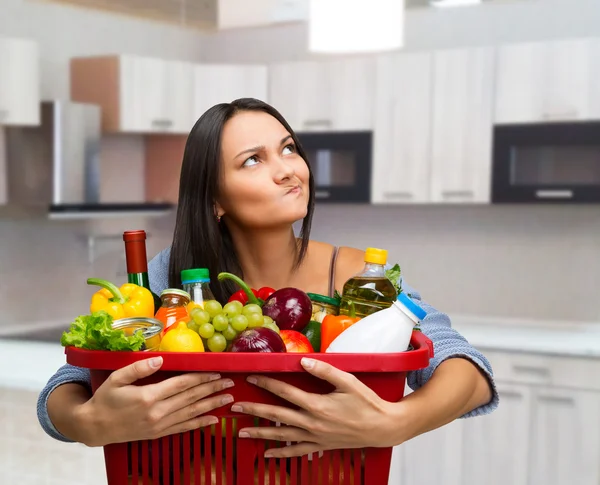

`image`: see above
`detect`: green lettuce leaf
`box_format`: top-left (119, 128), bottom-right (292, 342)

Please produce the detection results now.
top-left (385, 263), bottom-right (402, 294)
top-left (61, 311), bottom-right (144, 351)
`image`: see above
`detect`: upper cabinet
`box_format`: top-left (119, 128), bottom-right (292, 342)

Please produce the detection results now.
top-left (71, 55), bottom-right (194, 134)
top-left (217, 0), bottom-right (307, 29)
top-left (372, 52), bottom-right (433, 204)
top-left (495, 39), bottom-right (600, 124)
top-left (269, 58), bottom-right (375, 132)
top-left (0, 38), bottom-right (40, 126)
top-left (430, 47), bottom-right (495, 204)
top-left (192, 64), bottom-right (268, 122)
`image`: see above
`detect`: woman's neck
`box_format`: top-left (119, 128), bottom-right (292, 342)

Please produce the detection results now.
top-left (227, 224), bottom-right (300, 290)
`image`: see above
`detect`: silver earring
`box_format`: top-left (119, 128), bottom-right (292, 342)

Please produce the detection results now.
top-left (216, 215), bottom-right (222, 223)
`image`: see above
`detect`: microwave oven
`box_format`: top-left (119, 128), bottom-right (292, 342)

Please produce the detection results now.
top-left (296, 131), bottom-right (372, 203)
top-left (492, 122), bottom-right (600, 203)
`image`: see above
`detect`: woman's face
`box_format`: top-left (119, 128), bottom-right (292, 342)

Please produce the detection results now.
top-left (216, 110), bottom-right (310, 229)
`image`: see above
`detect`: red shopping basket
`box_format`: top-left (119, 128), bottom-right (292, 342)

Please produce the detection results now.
top-left (66, 330), bottom-right (433, 485)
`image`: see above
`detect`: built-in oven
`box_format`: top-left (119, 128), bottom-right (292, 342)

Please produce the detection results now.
top-left (297, 131), bottom-right (372, 203)
top-left (492, 121), bottom-right (600, 203)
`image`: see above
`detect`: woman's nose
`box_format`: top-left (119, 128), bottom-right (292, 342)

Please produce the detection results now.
top-left (274, 157), bottom-right (296, 183)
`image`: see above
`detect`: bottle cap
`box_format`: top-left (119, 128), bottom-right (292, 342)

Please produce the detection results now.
top-left (364, 248), bottom-right (388, 265)
top-left (181, 268), bottom-right (210, 284)
top-left (123, 230), bottom-right (147, 242)
top-left (397, 292), bottom-right (427, 321)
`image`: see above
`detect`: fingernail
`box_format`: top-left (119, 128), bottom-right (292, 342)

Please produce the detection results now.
top-left (149, 357), bottom-right (163, 368)
top-left (207, 417), bottom-right (219, 426)
top-left (264, 451), bottom-right (274, 458)
top-left (231, 404), bottom-right (243, 413)
top-left (223, 379), bottom-right (235, 389)
top-left (238, 431), bottom-right (250, 438)
top-left (221, 396), bottom-right (234, 405)
top-left (301, 358), bottom-right (315, 369)
top-left (209, 373), bottom-right (222, 381)
top-left (247, 376), bottom-right (258, 385)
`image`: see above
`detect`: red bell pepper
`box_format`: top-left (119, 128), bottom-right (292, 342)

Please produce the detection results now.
top-left (220, 273), bottom-right (274, 306)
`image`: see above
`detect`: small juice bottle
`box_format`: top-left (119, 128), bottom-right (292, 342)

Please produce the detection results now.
top-left (181, 268), bottom-right (215, 311)
top-left (155, 289), bottom-right (191, 334)
top-left (339, 247), bottom-right (398, 318)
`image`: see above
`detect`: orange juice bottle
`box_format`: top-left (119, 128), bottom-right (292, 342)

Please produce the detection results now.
top-left (155, 289), bottom-right (191, 334)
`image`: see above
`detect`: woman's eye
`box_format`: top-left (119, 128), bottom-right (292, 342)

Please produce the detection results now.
top-left (243, 156), bottom-right (259, 167)
top-left (282, 144), bottom-right (295, 155)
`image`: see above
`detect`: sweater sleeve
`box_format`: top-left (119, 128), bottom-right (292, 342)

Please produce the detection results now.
top-left (36, 364), bottom-right (92, 442)
top-left (403, 284), bottom-right (499, 418)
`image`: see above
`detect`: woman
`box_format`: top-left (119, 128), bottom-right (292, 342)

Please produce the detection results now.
top-left (38, 98), bottom-right (498, 457)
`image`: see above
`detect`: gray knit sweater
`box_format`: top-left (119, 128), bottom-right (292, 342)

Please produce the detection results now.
top-left (37, 247), bottom-right (499, 442)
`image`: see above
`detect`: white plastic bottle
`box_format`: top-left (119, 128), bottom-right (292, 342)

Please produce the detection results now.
top-left (325, 292), bottom-right (427, 353)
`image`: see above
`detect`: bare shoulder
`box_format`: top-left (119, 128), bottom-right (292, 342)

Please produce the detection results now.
top-left (333, 246), bottom-right (365, 293)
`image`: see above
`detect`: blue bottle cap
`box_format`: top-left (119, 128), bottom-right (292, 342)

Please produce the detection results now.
top-left (397, 292), bottom-right (427, 321)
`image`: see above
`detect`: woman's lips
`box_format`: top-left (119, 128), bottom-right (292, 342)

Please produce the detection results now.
top-left (285, 185), bottom-right (301, 195)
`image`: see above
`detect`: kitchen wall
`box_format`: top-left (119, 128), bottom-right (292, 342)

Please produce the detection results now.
top-left (200, 0), bottom-right (600, 63)
top-left (2, 0), bottom-right (600, 329)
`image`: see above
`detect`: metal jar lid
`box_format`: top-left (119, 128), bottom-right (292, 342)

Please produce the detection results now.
top-left (112, 317), bottom-right (164, 339)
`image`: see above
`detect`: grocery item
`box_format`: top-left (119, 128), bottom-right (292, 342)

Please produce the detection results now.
top-left (320, 306), bottom-right (360, 353)
top-left (111, 317), bottom-right (163, 351)
top-left (61, 311), bottom-right (145, 351)
top-left (123, 230), bottom-right (162, 313)
top-left (261, 288), bottom-right (312, 332)
top-left (326, 292), bottom-right (427, 353)
top-left (229, 327), bottom-right (287, 353)
top-left (307, 292), bottom-right (339, 323)
top-left (88, 278), bottom-right (155, 319)
top-left (218, 272), bottom-right (312, 332)
top-left (181, 268), bottom-right (216, 312)
top-left (228, 286), bottom-right (275, 304)
top-left (339, 247), bottom-right (398, 318)
top-left (301, 320), bottom-right (322, 352)
top-left (280, 330), bottom-right (314, 353)
top-left (159, 321), bottom-right (204, 352)
top-left (154, 289), bottom-right (191, 333)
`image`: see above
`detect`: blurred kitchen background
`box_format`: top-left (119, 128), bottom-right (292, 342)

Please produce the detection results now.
top-left (1, 0), bottom-right (600, 483)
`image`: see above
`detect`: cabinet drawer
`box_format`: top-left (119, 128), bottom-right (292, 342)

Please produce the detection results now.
top-left (485, 350), bottom-right (600, 392)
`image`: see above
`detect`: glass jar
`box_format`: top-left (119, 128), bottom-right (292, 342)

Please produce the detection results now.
top-left (154, 288), bottom-right (191, 333)
top-left (306, 293), bottom-right (340, 323)
top-left (181, 268), bottom-right (215, 311)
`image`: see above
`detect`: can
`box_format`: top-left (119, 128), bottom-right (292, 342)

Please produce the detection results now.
top-left (112, 317), bottom-right (164, 351)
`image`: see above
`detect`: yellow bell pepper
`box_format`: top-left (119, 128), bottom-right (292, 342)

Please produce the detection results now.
top-left (87, 278), bottom-right (154, 320)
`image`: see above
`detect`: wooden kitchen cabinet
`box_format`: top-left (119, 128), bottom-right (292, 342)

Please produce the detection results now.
top-left (71, 55), bottom-right (194, 134)
top-left (192, 64), bottom-right (268, 122)
top-left (495, 39), bottom-right (600, 123)
top-left (0, 38), bottom-right (40, 126)
top-left (269, 57), bottom-right (375, 132)
top-left (430, 47), bottom-right (495, 204)
top-left (372, 52), bottom-right (433, 204)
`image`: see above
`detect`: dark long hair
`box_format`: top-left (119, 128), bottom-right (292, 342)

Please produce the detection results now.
top-left (168, 98), bottom-right (316, 303)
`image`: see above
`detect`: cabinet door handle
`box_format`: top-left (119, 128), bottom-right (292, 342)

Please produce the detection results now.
top-left (152, 119), bottom-right (174, 127)
top-left (315, 190), bottom-right (331, 199)
top-left (441, 190), bottom-right (474, 199)
top-left (512, 365), bottom-right (551, 379)
top-left (383, 191), bottom-right (413, 200)
top-left (535, 190), bottom-right (574, 199)
top-left (303, 119), bottom-right (333, 129)
top-left (543, 110), bottom-right (578, 120)
top-left (537, 395), bottom-right (574, 406)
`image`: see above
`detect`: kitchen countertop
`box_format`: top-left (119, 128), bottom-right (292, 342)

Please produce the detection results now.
top-left (1, 314), bottom-right (600, 392)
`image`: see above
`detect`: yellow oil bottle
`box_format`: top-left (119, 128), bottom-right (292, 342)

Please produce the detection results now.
top-left (339, 248), bottom-right (398, 318)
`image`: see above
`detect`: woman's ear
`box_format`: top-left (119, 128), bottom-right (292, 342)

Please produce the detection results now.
top-left (214, 201), bottom-right (225, 219)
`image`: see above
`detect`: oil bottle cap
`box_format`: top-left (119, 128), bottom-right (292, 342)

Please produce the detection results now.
top-left (365, 248), bottom-right (388, 265)
top-left (181, 268), bottom-right (210, 284)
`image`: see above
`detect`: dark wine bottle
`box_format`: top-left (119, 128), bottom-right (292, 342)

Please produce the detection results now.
top-left (123, 230), bottom-right (161, 313)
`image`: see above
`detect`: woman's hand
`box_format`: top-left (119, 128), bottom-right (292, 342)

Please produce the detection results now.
top-left (232, 358), bottom-right (403, 458)
top-left (75, 356), bottom-right (234, 446)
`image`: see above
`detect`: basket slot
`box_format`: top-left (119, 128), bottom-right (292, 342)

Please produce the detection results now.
top-left (343, 450), bottom-right (352, 485)
top-left (332, 450), bottom-right (341, 485)
top-left (353, 449), bottom-right (362, 485)
top-left (204, 427), bottom-right (212, 484)
top-left (225, 418), bottom-right (234, 484)
top-left (130, 441), bottom-right (139, 484)
top-left (193, 429), bottom-right (201, 485)
top-left (289, 456), bottom-right (298, 485)
top-left (182, 432), bottom-right (191, 484)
